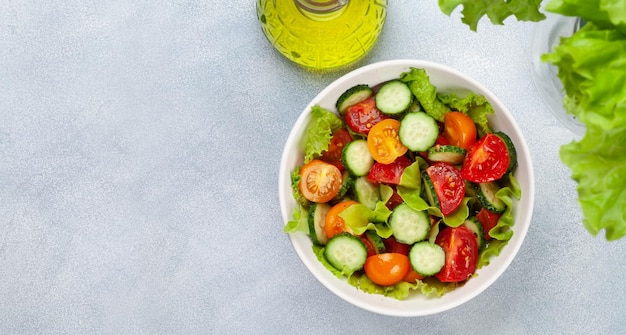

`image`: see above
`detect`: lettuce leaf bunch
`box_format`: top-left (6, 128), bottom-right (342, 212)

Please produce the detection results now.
top-left (542, 0), bottom-right (626, 240)
top-left (437, 0), bottom-right (545, 31)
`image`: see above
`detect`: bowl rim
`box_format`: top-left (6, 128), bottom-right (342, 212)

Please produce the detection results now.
top-left (278, 59), bottom-right (535, 317)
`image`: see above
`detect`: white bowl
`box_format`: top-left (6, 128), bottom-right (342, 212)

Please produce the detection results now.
top-left (278, 59), bottom-right (535, 317)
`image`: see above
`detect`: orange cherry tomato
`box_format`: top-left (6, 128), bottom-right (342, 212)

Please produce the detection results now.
top-left (299, 160), bottom-right (342, 203)
top-left (367, 119), bottom-right (408, 164)
top-left (443, 111), bottom-right (477, 150)
top-left (364, 253), bottom-right (411, 286)
top-left (324, 200), bottom-right (358, 239)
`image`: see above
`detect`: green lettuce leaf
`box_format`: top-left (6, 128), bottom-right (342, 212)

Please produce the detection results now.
top-left (542, 15), bottom-right (626, 240)
top-left (560, 126), bottom-right (626, 240)
top-left (304, 105), bottom-right (343, 163)
top-left (283, 205), bottom-right (309, 234)
top-left (438, 0), bottom-right (545, 31)
top-left (339, 202), bottom-right (393, 238)
top-left (545, 0), bottom-right (626, 34)
top-left (477, 173), bottom-right (521, 267)
top-left (400, 68), bottom-right (450, 122)
top-left (290, 166), bottom-right (310, 208)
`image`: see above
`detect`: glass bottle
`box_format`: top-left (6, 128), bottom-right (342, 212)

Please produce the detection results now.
top-left (257, 0), bottom-right (387, 71)
top-left (530, 13), bottom-right (585, 136)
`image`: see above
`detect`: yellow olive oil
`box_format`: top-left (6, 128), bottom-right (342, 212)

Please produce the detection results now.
top-left (257, 0), bottom-right (387, 70)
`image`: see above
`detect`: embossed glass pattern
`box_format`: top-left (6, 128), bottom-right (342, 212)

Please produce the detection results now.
top-left (257, 0), bottom-right (387, 70)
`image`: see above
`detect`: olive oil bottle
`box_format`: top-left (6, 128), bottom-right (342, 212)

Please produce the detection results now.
top-left (257, 0), bottom-right (387, 70)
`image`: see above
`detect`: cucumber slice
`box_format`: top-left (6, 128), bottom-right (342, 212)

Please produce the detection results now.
top-left (336, 84), bottom-right (373, 114)
top-left (427, 145), bottom-right (467, 165)
top-left (364, 230), bottom-right (386, 254)
top-left (342, 139), bottom-right (374, 177)
top-left (324, 233), bottom-right (368, 273)
top-left (375, 80), bottom-right (412, 115)
top-left (389, 203), bottom-right (430, 244)
top-left (422, 171), bottom-right (440, 209)
top-left (308, 203), bottom-right (331, 245)
top-left (462, 216), bottom-right (485, 250)
top-left (399, 112), bottom-right (439, 151)
top-left (494, 131), bottom-right (517, 174)
top-left (354, 176), bottom-right (380, 210)
top-left (334, 170), bottom-right (354, 200)
top-left (475, 181), bottom-right (506, 213)
top-left (409, 241), bottom-right (445, 276)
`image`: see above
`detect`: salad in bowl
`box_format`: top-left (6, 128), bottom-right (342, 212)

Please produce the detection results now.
top-left (278, 60), bottom-right (534, 316)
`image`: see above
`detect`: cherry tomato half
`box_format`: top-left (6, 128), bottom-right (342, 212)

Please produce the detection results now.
top-left (367, 155), bottom-right (412, 185)
top-left (435, 226), bottom-right (478, 283)
top-left (461, 133), bottom-right (510, 183)
top-left (364, 253), bottom-right (411, 286)
top-left (324, 200), bottom-right (358, 239)
top-left (426, 162), bottom-right (466, 215)
top-left (443, 111), bottom-right (477, 150)
top-left (320, 129), bottom-right (352, 171)
top-left (344, 97), bottom-right (387, 135)
top-left (476, 207), bottom-right (502, 240)
top-left (367, 119), bottom-right (408, 164)
top-left (299, 160), bottom-right (342, 203)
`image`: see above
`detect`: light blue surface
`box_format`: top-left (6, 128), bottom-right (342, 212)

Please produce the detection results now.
top-left (1, 1), bottom-right (624, 333)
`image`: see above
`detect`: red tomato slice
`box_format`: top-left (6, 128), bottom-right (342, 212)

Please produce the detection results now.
top-left (435, 226), bottom-right (478, 283)
top-left (443, 111), bottom-right (477, 150)
top-left (383, 236), bottom-right (410, 255)
top-left (476, 207), bottom-right (502, 240)
top-left (426, 162), bottom-right (466, 215)
top-left (367, 155), bottom-right (412, 185)
top-left (344, 97), bottom-right (387, 135)
top-left (299, 160), bottom-right (343, 203)
top-left (320, 129), bottom-right (352, 171)
top-left (461, 133), bottom-right (510, 183)
top-left (364, 253), bottom-right (411, 286)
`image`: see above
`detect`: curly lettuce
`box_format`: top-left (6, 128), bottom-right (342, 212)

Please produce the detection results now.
top-left (542, 0), bottom-right (626, 240)
top-left (545, 0), bottom-right (626, 34)
top-left (400, 68), bottom-right (450, 122)
top-left (303, 105), bottom-right (343, 163)
top-left (438, 0), bottom-right (545, 31)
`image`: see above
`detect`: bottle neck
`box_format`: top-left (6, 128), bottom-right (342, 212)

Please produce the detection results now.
top-left (294, 0), bottom-right (349, 20)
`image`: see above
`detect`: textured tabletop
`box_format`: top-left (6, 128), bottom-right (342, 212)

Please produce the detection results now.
top-left (1, 0), bottom-right (625, 334)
